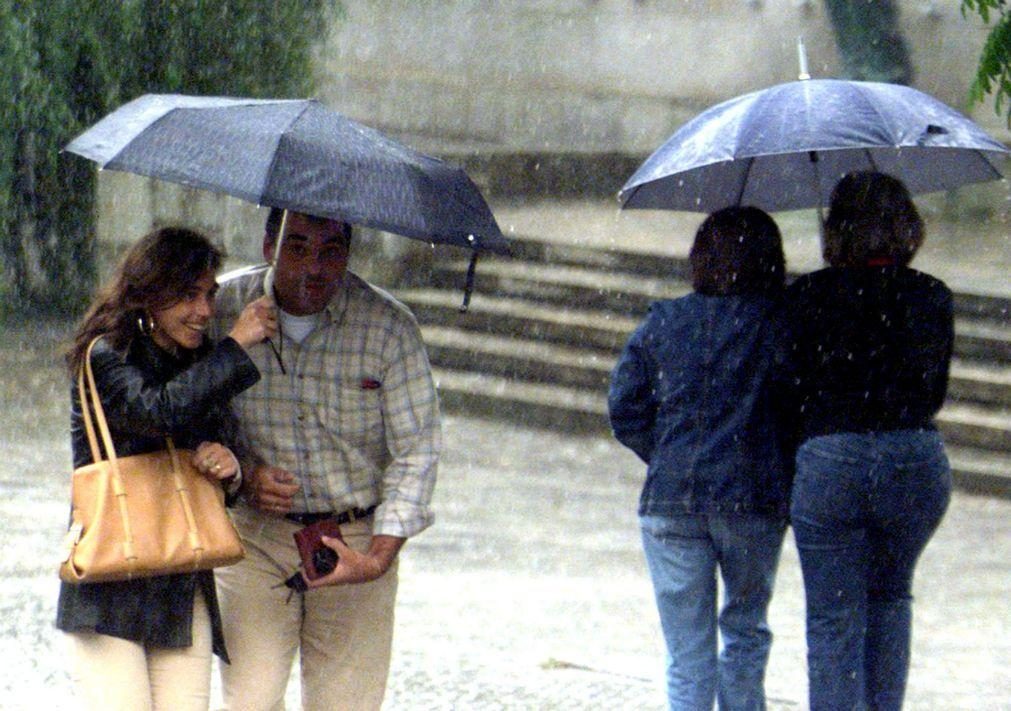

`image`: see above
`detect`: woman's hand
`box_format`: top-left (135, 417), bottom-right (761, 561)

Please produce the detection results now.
top-left (193, 441), bottom-right (240, 481)
top-left (228, 296), bottom-right (277, 349)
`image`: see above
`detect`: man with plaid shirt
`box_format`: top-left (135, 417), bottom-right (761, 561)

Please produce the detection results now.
top-left (211, 209), bottom-right (441, 710)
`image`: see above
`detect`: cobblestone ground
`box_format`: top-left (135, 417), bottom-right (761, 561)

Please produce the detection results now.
top-left (2, 326), bottom-right (1009, 710)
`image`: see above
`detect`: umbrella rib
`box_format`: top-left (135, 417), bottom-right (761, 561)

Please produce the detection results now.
top-left (259, 101), bottom-right (317, 204)
top-left (863, 148), bottom-right (879, 173)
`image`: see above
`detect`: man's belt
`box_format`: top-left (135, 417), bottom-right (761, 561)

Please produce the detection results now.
top-left (284, 504), bottom-right (378, 527)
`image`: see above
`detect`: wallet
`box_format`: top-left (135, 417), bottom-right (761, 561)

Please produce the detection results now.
top-left (293, 519), bottom-right (344, 581)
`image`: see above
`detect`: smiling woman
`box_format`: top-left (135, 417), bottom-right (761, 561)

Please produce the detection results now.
top-left (150, 271), bottom-right (219, 354)
top-left (56, 226), bottom-right (279, 711)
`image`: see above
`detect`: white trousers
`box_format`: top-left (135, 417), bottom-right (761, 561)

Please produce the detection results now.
top-left (216, 507), bottom-right (398, 711)
top-left (67, 591), bottom-right (213, 711)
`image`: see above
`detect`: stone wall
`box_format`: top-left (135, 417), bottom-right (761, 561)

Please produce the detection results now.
top-left (316, 0), bottom-right (1007, 153)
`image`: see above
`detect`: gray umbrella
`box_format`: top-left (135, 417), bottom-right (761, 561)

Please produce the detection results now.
top-left (619, 79), bottom-right (1010, 213)
top-left (65, 94), bottom-right (509, 254)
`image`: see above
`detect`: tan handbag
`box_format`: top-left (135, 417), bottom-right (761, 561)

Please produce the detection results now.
top-left (59, 338), bottom-right (245, 584)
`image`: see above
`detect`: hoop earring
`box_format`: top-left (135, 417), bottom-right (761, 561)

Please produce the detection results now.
top-left (137, 313), bottom-right (155, 336)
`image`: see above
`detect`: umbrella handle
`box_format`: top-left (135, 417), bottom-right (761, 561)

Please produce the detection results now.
top-left (459, 251), bottom-right (479, 313)
top-left (263, 265), bottom-right (276, 300)
top-left (264, 209), bottom-right (290, 302)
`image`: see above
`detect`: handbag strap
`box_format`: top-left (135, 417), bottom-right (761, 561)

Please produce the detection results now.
top-left (77, 337), bottom-right (204, 566)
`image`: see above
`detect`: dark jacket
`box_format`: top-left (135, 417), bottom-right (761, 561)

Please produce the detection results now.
top-left (774, 266), bottom-right (953, 446)
top-left (56, 335), bottom-right (259, 660)
top-left (608, 293), bottom-right (791, 518)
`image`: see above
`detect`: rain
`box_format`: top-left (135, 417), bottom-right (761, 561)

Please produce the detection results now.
top-left (2, 2), bottom-right (1010, 709)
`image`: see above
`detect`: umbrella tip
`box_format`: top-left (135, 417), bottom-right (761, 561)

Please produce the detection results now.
top-left (797, 36), bottom-right (811, 81)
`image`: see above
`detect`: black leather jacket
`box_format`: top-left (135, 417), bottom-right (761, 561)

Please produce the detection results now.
top-left (56, 334), bottom-right (259, 660)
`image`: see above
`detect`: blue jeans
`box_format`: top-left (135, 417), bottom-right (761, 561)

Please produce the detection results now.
top-left (791, 430), bottom-right (951, 711)
top-left (640, 513), bottom-right (787, 711)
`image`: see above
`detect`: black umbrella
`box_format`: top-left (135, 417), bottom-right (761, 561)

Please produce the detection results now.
top-left (620, 79), bottom-right (1009, 214)
top-left (65, 94), bottom-right (509, 254)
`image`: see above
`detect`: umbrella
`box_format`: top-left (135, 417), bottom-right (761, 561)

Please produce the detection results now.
top-left (65, 94), bottom-right (509, 254)
top-left (619, 79), bottom-right (1010, 214)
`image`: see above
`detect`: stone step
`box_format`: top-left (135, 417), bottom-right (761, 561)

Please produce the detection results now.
top-left (436, 258), bottom-right (1011, 363)
top-left (433, 365), bottom-right (1011, 454)
top-left (938, 402), bottom-right (1011, 452)
top-left (947, 361), bottom-right (1011, 408)
top-left (420, 315), bottom-right (1011, 411)
top-left (401, 288), bottom-right (639, 351)
top-left (505, 236), bottom-right (1011, 324)
top-left (422, 325), bottom-right (613, 391)
top-left (944, 446), bottom-right (1011, 498)
top-left (432, 367), bottom-right (1011, 496)
top-left (955, 321), bottom-right (1011, 363)
top-left (431, 259), bottom-right (690, 315)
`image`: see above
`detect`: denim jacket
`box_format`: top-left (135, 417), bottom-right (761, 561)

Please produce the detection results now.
top-left (608, 293), bottom-right (790, 518)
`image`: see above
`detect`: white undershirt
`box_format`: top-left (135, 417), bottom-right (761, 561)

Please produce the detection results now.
top-left (280, 310), bottom-right (319, 344)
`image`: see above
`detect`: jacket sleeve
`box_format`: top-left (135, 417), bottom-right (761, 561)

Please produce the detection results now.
top-left (608, 324), bottom-right (657, 464)
top-left (87, 338), bottom-right (261, 439)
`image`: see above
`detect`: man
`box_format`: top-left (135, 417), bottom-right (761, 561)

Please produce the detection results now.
top-left (211, 209), bottom-right (441, 710)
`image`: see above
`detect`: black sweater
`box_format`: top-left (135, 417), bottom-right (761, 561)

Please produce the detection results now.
top-left (776, 266), bottom-right (953, 446)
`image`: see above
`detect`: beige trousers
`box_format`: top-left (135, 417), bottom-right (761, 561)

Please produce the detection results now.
top-left (67, 591), bottom-right (213, 711)
top-left (216, 506), bottom-right (398, 711)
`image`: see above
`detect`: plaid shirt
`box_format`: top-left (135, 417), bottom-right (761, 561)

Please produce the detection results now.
top-left (213, 265), bottom-right (440, 538)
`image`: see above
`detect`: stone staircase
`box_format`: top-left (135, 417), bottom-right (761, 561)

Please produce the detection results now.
top-left (394, 236), bottom-right (1011, 498)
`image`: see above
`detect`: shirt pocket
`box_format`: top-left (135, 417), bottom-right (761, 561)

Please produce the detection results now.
top-left (319, 374), bottom-right (384, 446)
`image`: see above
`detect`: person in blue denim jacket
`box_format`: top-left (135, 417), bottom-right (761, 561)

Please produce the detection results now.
top-left (609, 206), bottom-right (791, 710)
top-left (776, 171), bottom-right (952, 711)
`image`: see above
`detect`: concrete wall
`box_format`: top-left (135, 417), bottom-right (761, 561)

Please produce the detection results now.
top-left (317, 0), bottom-right (1007, 153)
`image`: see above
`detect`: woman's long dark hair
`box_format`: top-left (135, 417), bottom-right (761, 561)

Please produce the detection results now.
top-left (690, 206), bottom-right (785, 296)
top-left (66, 227), bottom-right (223, 375)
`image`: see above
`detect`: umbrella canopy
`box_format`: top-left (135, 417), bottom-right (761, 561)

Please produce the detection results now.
top-left (66, 94), bottom-right (509, 253)
top-left (619, 79), bottom-right (1010, 214)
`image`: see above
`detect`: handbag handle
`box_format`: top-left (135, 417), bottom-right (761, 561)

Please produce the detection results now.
top-left (77, 338), bottom-right (204, 568)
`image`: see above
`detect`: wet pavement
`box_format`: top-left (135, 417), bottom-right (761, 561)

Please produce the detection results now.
top-left (1, 331), bottom-right (1009, 710)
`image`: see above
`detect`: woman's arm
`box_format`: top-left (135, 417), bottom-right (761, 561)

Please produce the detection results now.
top-left (86, 338), bottom-right (260, 439)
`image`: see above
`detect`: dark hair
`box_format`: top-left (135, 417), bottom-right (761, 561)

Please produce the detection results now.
top-left (66, 227), bottom-right (224, 375)
top-left (690, 206), bottom-right (785, 296)
top-left (264, 208), bottom-right (352, 247)
top-left (823, 171), bottom-right (924, 267)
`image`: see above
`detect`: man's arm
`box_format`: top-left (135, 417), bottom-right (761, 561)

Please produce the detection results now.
top-left (305, 534), bottom-right (405, 588)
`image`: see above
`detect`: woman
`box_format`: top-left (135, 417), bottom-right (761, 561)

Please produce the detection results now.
top-left (56, 227), bottom-right (276, 710)
top-left (778, 171), bottom-right (953, 711)
top-left (609, 206), bottom-right (791, 710)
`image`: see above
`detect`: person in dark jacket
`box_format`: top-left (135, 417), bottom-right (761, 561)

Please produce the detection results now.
top-left (777, 171), bottom-right (953, 711)
top-left (609, 206), bottom-right (791, 710)
top-left (56, 227), bottom-right (277, 710)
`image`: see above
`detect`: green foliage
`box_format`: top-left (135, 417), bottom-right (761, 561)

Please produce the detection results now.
top-left (962, 0), bottom-right (1011, 126)
top-left (0, 0), bottom-right (335, 316)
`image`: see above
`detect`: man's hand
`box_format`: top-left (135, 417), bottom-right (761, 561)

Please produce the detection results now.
top-left (244, 464), bottom-right (300, 515)
top-left (305, 534), bottom-right (405, 588)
